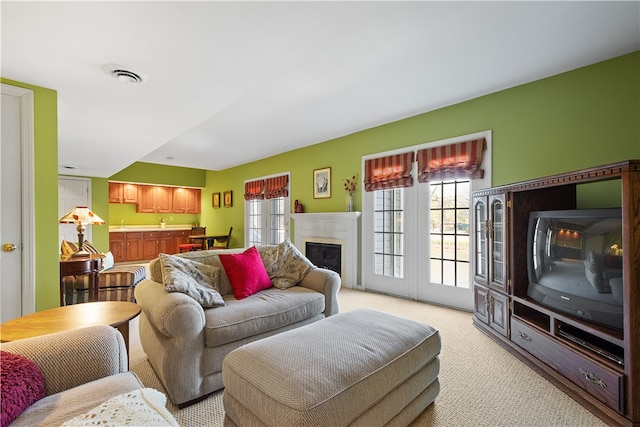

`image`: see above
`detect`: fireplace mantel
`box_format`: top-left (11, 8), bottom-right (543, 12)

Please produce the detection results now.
top-left (291, 212), bottom-right (361, 288)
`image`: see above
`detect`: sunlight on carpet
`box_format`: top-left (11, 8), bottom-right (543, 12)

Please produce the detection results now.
top-left (129, 287), bottom-right (606, 426)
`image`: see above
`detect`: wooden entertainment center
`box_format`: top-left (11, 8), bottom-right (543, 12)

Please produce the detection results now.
top-left (472, 160), bottom-right (639, 426)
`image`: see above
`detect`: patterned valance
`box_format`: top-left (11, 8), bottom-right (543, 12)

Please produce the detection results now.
top-left (417, 138), bottom-right (486, 182)
top-left (245, 175), bottom-right (289, 200)
top-left (364, 151), bottom-right (415, 192)
top-left (244, 180), bottom-right (265, 201)
top-left (265, 175), bottom-right (289, 199)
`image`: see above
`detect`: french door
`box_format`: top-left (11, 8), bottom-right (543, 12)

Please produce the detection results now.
top-left (361, 132), bottom-right (491, 310)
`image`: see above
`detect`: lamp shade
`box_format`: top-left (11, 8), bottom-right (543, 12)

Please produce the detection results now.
top-left (59, 206), bottom-right (105, 225)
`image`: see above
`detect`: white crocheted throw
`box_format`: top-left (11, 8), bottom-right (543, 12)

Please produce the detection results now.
top-left (60, 388), bottom-right (179, 426)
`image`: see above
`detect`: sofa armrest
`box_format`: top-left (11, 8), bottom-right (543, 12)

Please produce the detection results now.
top-left (299, 268), bottom-right (341, 316)
top-left (134, 279), bottom-right (206, 338)
top-left (0, 325), bottom-right (127, 395)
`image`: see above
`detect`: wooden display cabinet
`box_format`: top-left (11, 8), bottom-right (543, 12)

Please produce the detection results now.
top-left (472, 160), bottom-right (639, 427)
top-left (473, 193), bottom-right (510, 337)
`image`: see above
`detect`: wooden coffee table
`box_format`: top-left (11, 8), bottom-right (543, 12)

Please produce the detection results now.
top-left (0, 301), bottom-right (141, 359)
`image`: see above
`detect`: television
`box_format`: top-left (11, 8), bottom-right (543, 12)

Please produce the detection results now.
top-left (527, 208), bottom-right (624, 331)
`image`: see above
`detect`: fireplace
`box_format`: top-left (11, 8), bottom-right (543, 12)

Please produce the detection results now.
top-left (305, 241), bottom-right (342, 275)
top-left (291, 212), bottom-right (361, 288)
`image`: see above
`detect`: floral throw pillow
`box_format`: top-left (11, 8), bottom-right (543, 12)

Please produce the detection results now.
top-left (159, 254), bottom-right (225, 308)
top-left (259, 240), bottom-right (316, 289)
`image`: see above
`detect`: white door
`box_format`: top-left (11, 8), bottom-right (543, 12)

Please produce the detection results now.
top-left (58, 177), bottom-right (91, 249)
top-left (1, 84), bottom-right (35, 323)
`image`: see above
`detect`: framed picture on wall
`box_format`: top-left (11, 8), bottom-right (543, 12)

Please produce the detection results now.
top-left (313, 167), bottom-right (331, 199)
top-left (212, 192), bottom-right (221, 208)
top-left (224, 191), bottom-right (233, 207)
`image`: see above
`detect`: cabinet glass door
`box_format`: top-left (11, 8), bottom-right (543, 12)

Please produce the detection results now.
top-left (474, 198), bottom-right (488, 284)
top-left (490, 195), bottom-right (506, 292)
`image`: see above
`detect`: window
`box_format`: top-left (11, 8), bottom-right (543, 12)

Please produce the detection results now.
top-left (374, 188), bottom-right (404, 278)
top-left (429, 180), bottom-right (470, 288)
top-left (244, 173), bottom-right (290, 246)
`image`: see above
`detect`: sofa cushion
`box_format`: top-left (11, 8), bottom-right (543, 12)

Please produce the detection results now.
top-left (219, 247), bottom-right (272, 300)
top-left (160, 254), bottom-right (225, 308)
top-left (259, 240), bottom-right (316, 289)
top-left (204, 287), bottom-right (325, 347)
top-left (102, 251), bottom-right (115, 271)
top-left (10, 372), bottom-right (142, 427)
top-left (61, 240), bottom-right (78, 255)
top-left (149, 248), bottom-right (245, 296)
top-left (0, 351), bottom-right (46, 427)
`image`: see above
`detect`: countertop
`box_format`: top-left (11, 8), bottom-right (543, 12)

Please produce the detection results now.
top-left (108, 224), bottom-right (193, 233)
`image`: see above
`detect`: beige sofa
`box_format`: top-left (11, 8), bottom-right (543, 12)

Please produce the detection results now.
top-left (1, 326), bottom-right (177, 426)
top-left (135, 246), bottom-right (341, 406)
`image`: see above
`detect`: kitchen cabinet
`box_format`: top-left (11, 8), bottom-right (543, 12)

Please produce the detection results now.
top-left (108, 232), bottom-right (125, 263)
top-left (108, 232), bottom-right (143, 262)
top-left (160, 231), bottom-right (178, 255)
top-left (108, 182), bottom-right (138, 204)
top-left (137, 185), bottom-right (173, 213)
top-left (143, 232), bottom-right (160, 260)
top-left (172, 187), bottom-right (201, 214)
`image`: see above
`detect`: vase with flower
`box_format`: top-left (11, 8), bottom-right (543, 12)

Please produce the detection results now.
top-left (343, 174), bottom-right (358, 212)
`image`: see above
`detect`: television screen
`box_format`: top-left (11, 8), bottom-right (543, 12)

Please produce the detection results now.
top-left (527, 209), bottom-right (623, 331)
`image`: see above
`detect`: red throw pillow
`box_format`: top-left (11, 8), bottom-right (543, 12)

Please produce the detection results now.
top-left (1, 350), bottom-right (46, 427)
top-left (219, 246), bottom-right (272, 300)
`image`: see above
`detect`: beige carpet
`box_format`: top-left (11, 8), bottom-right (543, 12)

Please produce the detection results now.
top-left (129, 288), bottom-right (606, 426)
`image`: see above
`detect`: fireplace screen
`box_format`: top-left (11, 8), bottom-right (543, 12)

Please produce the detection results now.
top-left (305, 242), bottom-right (341, 276)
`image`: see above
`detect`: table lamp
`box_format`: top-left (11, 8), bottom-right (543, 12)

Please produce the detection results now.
top-left (59, 206), bottom-right (105, 257)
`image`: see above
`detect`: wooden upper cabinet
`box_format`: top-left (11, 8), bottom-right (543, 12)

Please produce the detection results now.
top-left (136, 185), bottom-right (157, 213)
top-left (113, 182), bottom-right (200, 213)
top-left (172, 188), bottom-right (201, 214)
top-left (122, 184), bottom-right (138, 203)
top-left (156, 186), bottom-right (173, 213)
top-left (108, 182), bottom-right (123, 203)
top-left (109, 182), bottom-right (138, 204)
top-left (136, 185), bottom-right (174, 213)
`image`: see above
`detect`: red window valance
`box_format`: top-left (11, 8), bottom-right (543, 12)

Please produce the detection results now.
top-left (265, 175), bottom-right (289, 199)
top-left (364, 151), bottom-right (415, 192)
top-left (244, 180), bottom-right (265, 201)
top-left (417, 138), bottom-right (486, 182)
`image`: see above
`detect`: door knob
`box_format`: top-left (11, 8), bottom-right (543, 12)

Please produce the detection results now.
top-left (3, 243), bottom-right (17, 252)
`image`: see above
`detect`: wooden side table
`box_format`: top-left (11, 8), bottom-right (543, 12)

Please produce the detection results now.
top-left (60, 253), bottom-right (104, 306)
top-left (0, 301), bottom-right (141, 362)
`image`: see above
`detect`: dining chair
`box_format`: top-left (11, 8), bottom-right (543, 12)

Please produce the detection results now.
top-left (209, 227), bottom-right (233, 250)
top-left (178, 226), bottom-right (206, 253)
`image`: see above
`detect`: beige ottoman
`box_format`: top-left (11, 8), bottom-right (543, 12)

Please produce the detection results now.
top-left (222, 309), bottom-right (441, 426)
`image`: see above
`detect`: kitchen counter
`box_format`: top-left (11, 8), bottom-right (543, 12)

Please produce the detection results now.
top-left (108, 224), bottom-right (193, 233)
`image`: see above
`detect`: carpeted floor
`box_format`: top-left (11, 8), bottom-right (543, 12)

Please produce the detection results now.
top-left (129, 287), bottom-right (606, 426)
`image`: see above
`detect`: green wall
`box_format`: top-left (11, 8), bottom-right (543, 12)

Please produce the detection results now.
top-left (1, 78), bottom-right (59, 311)
top-left (200, 52), bottom-right (639, 246)
top-left (4, 51), bottom-right (638, 311)
top-left (110, 161), bottom-right (206, 187)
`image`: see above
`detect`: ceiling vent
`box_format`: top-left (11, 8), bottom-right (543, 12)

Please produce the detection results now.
top-left (103, 64), bottom-right (148, 84)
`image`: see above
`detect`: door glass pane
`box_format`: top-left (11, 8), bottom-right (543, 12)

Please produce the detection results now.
top-left (373, 188), bottom-right (404, 278)
top-left (429, 180), bottom-right (471, 287)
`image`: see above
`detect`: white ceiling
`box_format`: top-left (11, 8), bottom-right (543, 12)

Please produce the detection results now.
top-left (2, 1), bottom-right (639, 178)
